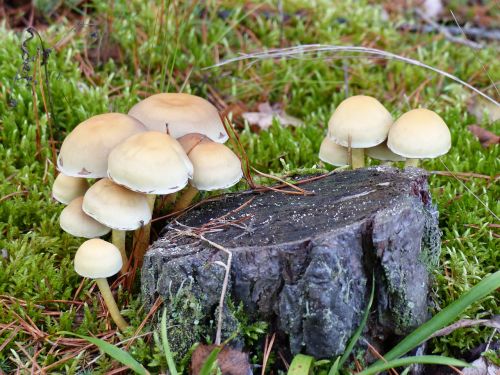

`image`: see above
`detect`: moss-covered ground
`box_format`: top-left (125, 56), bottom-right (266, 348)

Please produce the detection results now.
top-left (0, 0), bottom-right (498, 373)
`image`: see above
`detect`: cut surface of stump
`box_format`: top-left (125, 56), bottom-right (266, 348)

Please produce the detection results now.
top-left (141, 166), bottom-right (441, 358)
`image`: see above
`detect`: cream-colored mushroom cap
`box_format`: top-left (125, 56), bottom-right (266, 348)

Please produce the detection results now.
top-left (318, 137), bottom-right (349, 167)
top-left (74, 239), bottom-right (122, 279)
top-left (107, 132), bottom-right (193, 195)
top-left (328, 96), bottom-right (393, 148)
top-left (387, 109), bottom-right (451, 158)
top-left (128, 93), bottom-right (228, 143)
top-left (52, 174), bottom-right (89, 204)
top-left (185, 140), bottom-right (243, 191)
top-left (57, 113), bottom-right (146, 178)
top-left (60, 197), bottom-right (110, 238)
top-left (366, 142), bottom-right (406, 162)
top-left (82, 178), bottom-right (151, 231)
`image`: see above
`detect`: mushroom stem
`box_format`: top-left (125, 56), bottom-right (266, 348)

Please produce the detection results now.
top-left (174, 185), bottom-right (199, 212)
top-left (112, 230), bottom-right (128, 273)
top-left (351, 148), bottom-right (365, 169)
top-left (95, 278), bottom-right (129, 331)
top-left (133, 194), bottom-right (156, 266)
top-left (405, 158), bottom-right (420, 168)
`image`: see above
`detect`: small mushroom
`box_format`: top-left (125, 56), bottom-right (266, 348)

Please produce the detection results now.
top-left (128, 93), bottom-right (228, 142)
top-left (328, 95), bottom-right (393, 169)
top-left (57, 113), bottom-right (146, 178)
top-left (74, 239), bottom-right (129, 331)
top-left (174, 133), bottom-right (243, 211)
top-left (366, 142), bottom-right (406, 165)
top-left (318, 137), bottom-right (349, 167)
top-left (52, 174), bottom-right (89, 204)
top-left (82, 178), bottom-right (151, 273)
top-left (387, 108), bottom-right (451, 167)
top-left (60, 197), bottom-right (110, 238)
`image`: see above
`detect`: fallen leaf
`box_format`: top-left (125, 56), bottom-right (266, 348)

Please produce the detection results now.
top-left (242, 102), bottom-right (303, 131)
top-left (191, 344), bottom-right (251, 375)
top-left (467, 125), bottom-right (500, 148)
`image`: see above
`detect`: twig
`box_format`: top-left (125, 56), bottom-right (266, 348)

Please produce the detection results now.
top-left (415, 8), bottom-right (483, 49)
top-left (429, 317), bottom-right (500, 339)
top-left (431, 170), bottom-right (499, 182)
top-left (207, 44), bottom-right (499, 107)
top-left (261, 333), bottom-right (276, 375)
top-left (398, 24), bottom-right (500, 41)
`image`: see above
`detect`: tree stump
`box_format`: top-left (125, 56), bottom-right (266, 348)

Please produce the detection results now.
top-left (141, 166), bottom-right (441, 358)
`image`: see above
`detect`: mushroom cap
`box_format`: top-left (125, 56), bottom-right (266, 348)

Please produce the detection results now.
top-left (318, 137), bottom-right (349, 167)
top-left (57, 113), bottom-right (146, 178)
top-left (185, 140), bottom-right (243, 191)
top-left (387, 109), bottom-right (451, 158)
top-left (82, 178), bottom-right (152, 231)
top-left (366, 142), bottom-right (406, 162)
top-left (328, 95), bottom-right (393, 148)
top-left (74, 239), bottom-right (122, 279)
top-left (107, 132), bottom-right (193, 195)
top-left (52, 174), bottom-right (89, 204)
top-left (128, 93), bottom-right (228, 143)
top-left (60, 197), bottom-right (110, 238)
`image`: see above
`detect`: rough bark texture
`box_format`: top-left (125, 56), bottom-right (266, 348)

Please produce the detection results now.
top-left (141, 166), bottom-right (441, 358)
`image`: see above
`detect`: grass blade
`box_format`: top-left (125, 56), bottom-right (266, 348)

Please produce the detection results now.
top-left (199, 346), bottom-right (222, 375)
top-left (357, 355), bottom-right (470, 375)
top-left (288, 354), bottom-right (314, 375)
top-left (161, 308), bottom-right (178, 375)
top-left (380, 270), bottom-right (500, 362)
top-left (335, 274), bottom-right (375, 372)
top-left (327, 357), bottom-right (341, 375)
top-left (58, 331), bottom-right (149, 375)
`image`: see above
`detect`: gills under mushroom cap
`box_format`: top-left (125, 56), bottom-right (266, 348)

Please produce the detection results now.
top-left (82, 178), bottom-right (151, 231)
top-left (128, 93), bottom-right (228, 143)
top-left (107, 131), bottom-right (193, 195)
top-left (57, 113), bottom-right (146, 178)
top-left (74, 239), bottom-right (122, 279)
top-left (328, 95), bottom-right (393, 148)
top-left (387, 108), bottom-right (451, 158)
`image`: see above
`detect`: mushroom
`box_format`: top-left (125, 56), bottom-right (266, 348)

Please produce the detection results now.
top-left (52, 174), bottom-right (89, 204)
top-left (387, 108), bottom-right (451, 167)
top-left (107, 131), bottom-right (194, 261)
top-left (318, 137), bottom-right (349, 167)
top-left (128, 93), bottom-right (228, 142)
top-left (82, 178), bottom-right (151, 273)
top-left (174, 133), bottom-right (243, 211)
top-left (74, 239), bottom-right (128, 331)
top-left (366, 142), bottom-right (406, 165)
top-left (60, 197), bottom-right (110, 238)
top-left (57, 113), bottom-right (146, 178)
top-left (328, 95), bottom-right (393, 169)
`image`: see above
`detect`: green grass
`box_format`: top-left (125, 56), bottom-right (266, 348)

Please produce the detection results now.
top-left (1, 0), bottom-right (499, 372)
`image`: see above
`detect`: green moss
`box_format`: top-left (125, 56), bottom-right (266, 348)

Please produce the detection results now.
top-left (0, 0), bottom-right (498, 371)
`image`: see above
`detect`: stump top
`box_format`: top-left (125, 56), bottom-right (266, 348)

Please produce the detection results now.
top-left (165, 166), bottom-right (428, 248)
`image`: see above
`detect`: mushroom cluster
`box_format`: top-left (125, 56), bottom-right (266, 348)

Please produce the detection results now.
top-left (320, 96), bottom-right (451, 169)
top-left (53, 93), bottom-right (243, 330)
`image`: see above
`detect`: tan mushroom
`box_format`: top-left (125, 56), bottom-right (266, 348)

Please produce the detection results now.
top-left (60, 197), bottom-right (110, 238)
top-left (74, 239), bottom-right (128, 331)
top-left (52, 174), bottom-right (89, 204)
top-left (328, 96), bottom-right (393, 169)
top-left (128, 93), bottom-right (228, 142)
top-left (387, 108), bottom-right (451, 167)
top-left (318, 137), bottom-right (349, 167)
top-left (57, 113), bottom-right (146, 178)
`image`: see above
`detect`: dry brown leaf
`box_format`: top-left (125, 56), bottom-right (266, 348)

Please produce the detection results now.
top-left (242, 102), bottom-right (303, 131)
top-left (191, 344), bottom-right (251, 375)
top-left (467, 125), bottom-right (500, 148)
